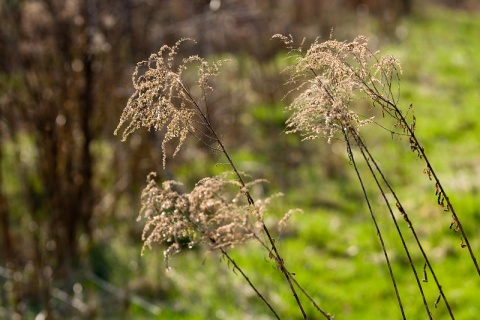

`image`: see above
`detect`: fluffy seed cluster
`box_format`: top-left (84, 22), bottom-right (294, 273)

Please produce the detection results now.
top-left (274, 34), bottom-right (401, 143)
top-left (114, 39), bottom-right (224, 167)
top-left (139, 172), bottom-right (269, 268)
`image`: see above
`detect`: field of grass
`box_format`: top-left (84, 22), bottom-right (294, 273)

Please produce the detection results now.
top-left (51, 6), bottom-right (480, 319)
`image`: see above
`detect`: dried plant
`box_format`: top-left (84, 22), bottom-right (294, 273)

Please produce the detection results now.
top-left (114, 38), bottom-right (224, 167)
top-left (277, 33), bottom-right (479, 319)
top-left (115, 33), bottom-right (479, 319)
top-left (116, 40), bottom-right (332, 319)
top-left (274, 34), bottom-right (398, 143)
top-left (139, 172), bottom-right (267, 267)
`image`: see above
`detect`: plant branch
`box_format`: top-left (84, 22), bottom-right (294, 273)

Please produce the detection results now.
top-left (345, 46), bottom-right (478, 276)
top-left (342, 126), bottom-right (406, 320)
top-left (397, 109), bottom-right (479, 276)
top-left (219, 248), bottom-right (281, 320)
top-left (290, 273), bottom-right (333, 319)
top-left (348, 128), bottom-right (433, 318)
top-left (351, 129), bottom-right (455, 318)
top-left (177, 79), bottom-right (310, 319)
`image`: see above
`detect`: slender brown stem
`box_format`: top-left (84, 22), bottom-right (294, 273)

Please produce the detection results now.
top-left (342, 128), bottom-right (406, 320)
top-left (349, 128), bottom-right (434, 318)
top-left (343, 54), bottom-right (479, 276)
top-left (177, 80), bottom-right (253, 202)
top-left (219, 248), bottom-right (281, 320)
top-left (306, 61), bottom-right (406, 318)
top-left (352, 129), bottom-right (455, 318)
top-left (262, 224), bottom-right (307, 319)
top-left (400, 113), bottom-right (479, 277)
top-left (348, 67), bottom-right (480, 276)
top-left (178, 79), bottom-right (309, 319)
top-left (289, 273), bottom-right (333, 319)
top-left (178, 196), bottom-right (281, 317)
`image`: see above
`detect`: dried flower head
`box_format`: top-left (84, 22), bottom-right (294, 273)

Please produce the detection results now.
top-left (275, 34), bottom-right (402, 143)
top-left (278, 208), bottom-right (302, 233)
top-left (114, 39), bottom-right (225, 167)
top-left (139, 172), bottom-right (273, 268)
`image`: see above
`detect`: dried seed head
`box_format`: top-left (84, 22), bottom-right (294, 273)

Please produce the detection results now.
top-left (114, 39), bottom-right (226, 167)
top-left (138, 172), bottom-right (275, 268)
top-left (278, 35), bottom-right (401, 143)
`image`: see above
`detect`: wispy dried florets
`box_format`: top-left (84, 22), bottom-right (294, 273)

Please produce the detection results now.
top-left (275, 34), bottom-right (402, 143)
top-left (139, 172), bottom-right (272, 268)
top-left (114, 39), bottom-right (225, 167)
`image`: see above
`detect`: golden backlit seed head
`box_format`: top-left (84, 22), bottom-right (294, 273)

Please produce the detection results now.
top-left (114, 39), bottom-right (226, 167)
top-left (276, 35), bottom-right (401, 143)
top-left (138, 172), bottom-right (276, 268)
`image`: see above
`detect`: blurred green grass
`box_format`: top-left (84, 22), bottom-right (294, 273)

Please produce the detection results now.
top-left (21, 5), bottom-right (479, 319)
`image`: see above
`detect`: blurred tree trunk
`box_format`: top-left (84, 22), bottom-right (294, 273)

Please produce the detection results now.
top-left (0, 146), bottom-right (13, 267)
top-left (78, 0), bottom-right (96, 252)
top-left (402, 0), bottom-right (412, 14)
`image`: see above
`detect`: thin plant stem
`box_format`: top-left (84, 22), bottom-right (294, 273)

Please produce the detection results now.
top-left (351, 129), bottom-right (455, 318)
top-left (177, 80), bottom-right (253, 203)
top-left (305, 63), bottom-right (406, 318)
top-left (289, 273), bottom-right (333, 319)
top-left (342, 127), bottom-right (406, 320)
top-left (173, 201), bottom-right (281, 319)
top-left (252, 234), bottom-right (332, 319)
top-left (178, 79), bottom-right (309, 319)
top-left (348, 64), bottom-right (479, 276)
top-left (397, 109), bottom-right (479, 276)
top-left (219, 248), bottom-right (281, 320)
top-left (348, 128), bottom-right (434, 318)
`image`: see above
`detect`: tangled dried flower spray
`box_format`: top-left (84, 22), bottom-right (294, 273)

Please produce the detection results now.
top-left (139, 172), bottom-right (274, 268)
top-left (274, 34), bottom-right (401, 142)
